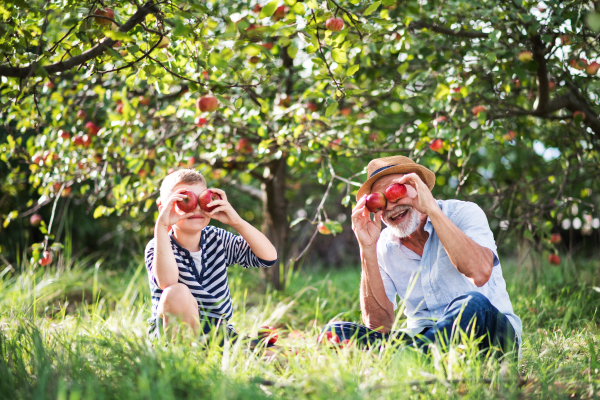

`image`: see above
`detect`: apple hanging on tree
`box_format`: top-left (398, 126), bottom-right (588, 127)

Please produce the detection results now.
top-left (548, 254), bottom-right (561, 265)
top-left (30, 214), bottom-right (43, 227)
top-left (518, 51), bottom-right (533, 63)
top-left (586, 61), bottom-right (599, 75)
top-left (429, 138), bottom-right (443, 152)
top-left (76, 109), bottom-right (87, 120)
top-left (317, 222), bottom-right (331, 235)
top-left (39, 251), bottom-right (53, 266)
top-left (550, 233), bottom-right (562, 244)
top-left (59, 130), bottom-right (70, 140)
top-left (195, 116), bottom-right (207, 127)
top-left (326, 17), bottom-right (344, 32)
top-left (94, 8), bottom-right (114, 25)
top-left (196, 96), bottom-right (219, 113)
top-left (157, 36), bottom-right (170, 49)
top-left (472, 105), bottom-right (487, 115)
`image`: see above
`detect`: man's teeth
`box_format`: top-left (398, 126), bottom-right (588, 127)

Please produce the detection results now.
top-left (390, 209), bottom-right (408, 220)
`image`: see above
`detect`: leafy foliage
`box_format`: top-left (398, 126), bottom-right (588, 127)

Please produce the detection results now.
top-left (1, 0), bottom-right (600, 280)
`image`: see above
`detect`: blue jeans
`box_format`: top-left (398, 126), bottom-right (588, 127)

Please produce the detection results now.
top-left (322, 292), bottom-right (518, 356)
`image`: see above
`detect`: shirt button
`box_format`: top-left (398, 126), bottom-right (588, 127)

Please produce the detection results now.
top-left (191, 262), bottom-right (195, 266)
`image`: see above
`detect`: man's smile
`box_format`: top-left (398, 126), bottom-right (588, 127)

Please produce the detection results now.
top-left (389, 208), bottom-right (409, 222)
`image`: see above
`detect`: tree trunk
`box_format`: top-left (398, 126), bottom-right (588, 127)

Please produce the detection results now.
top-left (261, 156), bottom-right (289, 290)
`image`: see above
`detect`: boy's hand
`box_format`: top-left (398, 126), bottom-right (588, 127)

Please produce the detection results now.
top-left (204, 189), bottom-right (243, 227)
top-left (156, 188), bottom-right (195, 228)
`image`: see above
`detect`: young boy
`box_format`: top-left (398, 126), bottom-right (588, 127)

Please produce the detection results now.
top-left (145, 169), bottom-right (278, 340)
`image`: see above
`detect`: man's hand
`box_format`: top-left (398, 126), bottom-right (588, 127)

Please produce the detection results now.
top-left (351, 195), bottom-right (383, 249)
top-left (395, 173), bottom-right (438, 216)
top-left (156, 188), bottom-right (195, 228)
top-left (204, 189), bottom-right (243, 227)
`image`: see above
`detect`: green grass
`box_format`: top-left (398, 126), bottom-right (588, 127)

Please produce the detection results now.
top-left (0, 251), bottom-right (599, 399)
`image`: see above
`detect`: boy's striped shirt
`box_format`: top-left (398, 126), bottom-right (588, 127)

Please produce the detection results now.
top-left (145, 226), bottom-right (276, 333)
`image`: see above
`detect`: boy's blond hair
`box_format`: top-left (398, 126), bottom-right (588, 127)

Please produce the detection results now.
top-left (160, 169), bottom-right (206, 204)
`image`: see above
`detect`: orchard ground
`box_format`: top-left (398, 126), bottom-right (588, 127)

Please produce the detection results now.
top-left (0, 247), bottom-right (599, 399)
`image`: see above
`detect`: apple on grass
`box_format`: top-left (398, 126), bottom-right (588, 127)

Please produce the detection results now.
top-left (326, 17), bottom-right (344, 32)
top-left (385, 183), bottom-right (407, 202)
top-left (365, 192), bottom-right (387, 213)
top-left (548, 254), bottom-right (561, 265)
top-left (196, 96), bottom-right (219, 113)
top-left (198, 189), bottom-right (222, 213)
top-left (258, 326), bottom-right (278, 345)
top-left (175, 190), bottom-right (198, 213)
top-left (317, 331), bottom-right (340, 346)
top-left (30, 214), bottom-right (43, 227)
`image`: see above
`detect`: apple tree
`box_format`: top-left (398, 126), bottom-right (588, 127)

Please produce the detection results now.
top-left (1, 0), bottom-right (600, 288)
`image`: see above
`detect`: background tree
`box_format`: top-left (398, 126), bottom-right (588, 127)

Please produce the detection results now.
top-left (1, 0), bottom-right (600, 288)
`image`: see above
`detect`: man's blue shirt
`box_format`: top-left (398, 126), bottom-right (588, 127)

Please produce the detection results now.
top-left (377, 199), bottom-right (522, 344)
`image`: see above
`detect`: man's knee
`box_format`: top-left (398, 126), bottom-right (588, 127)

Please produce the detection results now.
top-left (449, 291), bottom-right (491, 311)
top-left (158, 283), bottom-right (196, 316)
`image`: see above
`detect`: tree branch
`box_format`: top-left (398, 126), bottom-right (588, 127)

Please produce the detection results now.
top-left (0, 2), bottom-right (160, 78)
top-left (408, 20), bottom-right (488, 39)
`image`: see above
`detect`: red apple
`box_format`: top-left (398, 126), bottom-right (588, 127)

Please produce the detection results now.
top-left (548, 81), bottom-right (557, 91)
top-left (365, 192), bottom-right (387, 213)
top-left (518, 51), bottom-right (533, 63)
top-left (198, 189), bottom-right (222, 212)
top-left (258, 326), bottom-right (278, 345)
top-left (472, 105), bottom-right (487, 115)
top-left (433, 116), bottom-right (447, 126)
top-left (76, 110), bottom-right (87, 120)
top-left (196, 96), bottom-right (219, 112)
top-left (340, 108), bottom-right (351, 116)
top-left (61, 186), bottom-right (71, 197)
top-left (550, 233), bottom-right (562, 244)
top-left (574, 111), bottom-right (585, 120)
top-left (139, 96), bottom-right (150, 105)
top-left (317, 222), bottom-right (331, 235)
top-left (586, 61), bottom-right (599, 75)
top-left (548, 254), bottom-right (561, 265)
top-left (249, 56), bottom-right (260, 64)
top-left (261, 42), bottom-right (274, 50)
top-left (157, 36), bottom-right (170, 49)
top-left (272, 6), bottom-right (287, 21)
top-left (253, 4), bottom-right (262, 13)
top-left (94, 8), bottom-right (114, 25)
top-left (326, 17), bottom-right (344, 32)
top-left (307, 102), bottom-right (319, 112)
top-left (278, 96), bottom-right (292, 108)
top-left (560, 35), bottom-right (572, 45)
top-left (82, 134), bottom-right (92, 147)
top-left (235, 138), bottom-right (252, 154)
top-left (340, 339), bottom-right (353, 348)
top-left (429, 138), bottom-right (443, 152)
top-left (570, 58), bottom-right (587, 70)
top-left (30, 214), bottom-right (43, 227)
top-left (45, 81), bottom-right (55, 89)
top-left (384, 183), bottom-right (407, 202)
top-left (502, 130), bottom-right (516, 141)
top-left (39, 251), bottom-right (53, 266)
top-left (58, 129), bottom-right (70, 140)
top-left (195, 116), bottom-right (207, 127)
top-left (391, 32), bottom-right (402, 42)
top-left (329, 138), bottom-right (342, 151)
top-left (317, 331), bottom-right (341, 346)
top-left (85, 121), bottom-right (100, 136)
top-left (116, 100), bottom-right (124, 114)
top-left (451, 87), bottom-right (461, 93)
top-left (176, 190), bottom-right (198, 213)
top-left (73, 135), bottom-right (85, 146)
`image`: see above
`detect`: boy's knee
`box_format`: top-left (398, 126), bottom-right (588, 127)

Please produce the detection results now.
top-left (158, 283), bottom-right (196, 315)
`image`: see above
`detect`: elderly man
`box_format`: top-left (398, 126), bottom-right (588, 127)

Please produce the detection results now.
top-left (323, 156), bottom-right (521, 355)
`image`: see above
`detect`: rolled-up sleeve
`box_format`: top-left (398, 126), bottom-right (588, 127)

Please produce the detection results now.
top-left (453, 202), bottom-right (500, 267)
top-left (218, 228), bottom-right (277, 268)
top-left (377, 240), bottom-right (399, 309)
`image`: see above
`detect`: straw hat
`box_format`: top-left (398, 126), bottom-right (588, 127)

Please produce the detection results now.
top-left (356, 156), bottom-right (436, 200)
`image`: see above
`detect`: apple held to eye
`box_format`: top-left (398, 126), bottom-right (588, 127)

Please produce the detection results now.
top-left (365, 192), bottom-right (387, 213)
top-left (384, 183), bottom-right (407, 202)
top-left (176, 190), bottom-right (198, 213)
top-left (198, 189), bottom-right (222, 213)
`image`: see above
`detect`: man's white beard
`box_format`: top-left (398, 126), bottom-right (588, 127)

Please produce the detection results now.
top-left (382, 205), bottom-right (421, 239)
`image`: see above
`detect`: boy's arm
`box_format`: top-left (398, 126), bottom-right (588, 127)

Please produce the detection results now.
top-left (205, 188), bottom-right (277, 262)
top-left (153, 189), bottom-right (195, 288)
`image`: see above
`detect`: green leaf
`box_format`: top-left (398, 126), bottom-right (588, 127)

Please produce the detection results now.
top-left (331, 49), bottom-right (348, 64)
top-left (363, 1), bottom-right (381, 16)
top-left (259, 0), bottom-right (278, 18)
top-left (325, 102), bottom-right (338, 117)
top-left (104, 30), bottom-right (134, 42)
top-left (346, 65), bottom-right (359, 76)
top-left (323, 220), bottom-right (343, 236)
top-left (586, 12), bottom-right (600, 32)
top-left (93, 206), bottom-right (106, 219)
